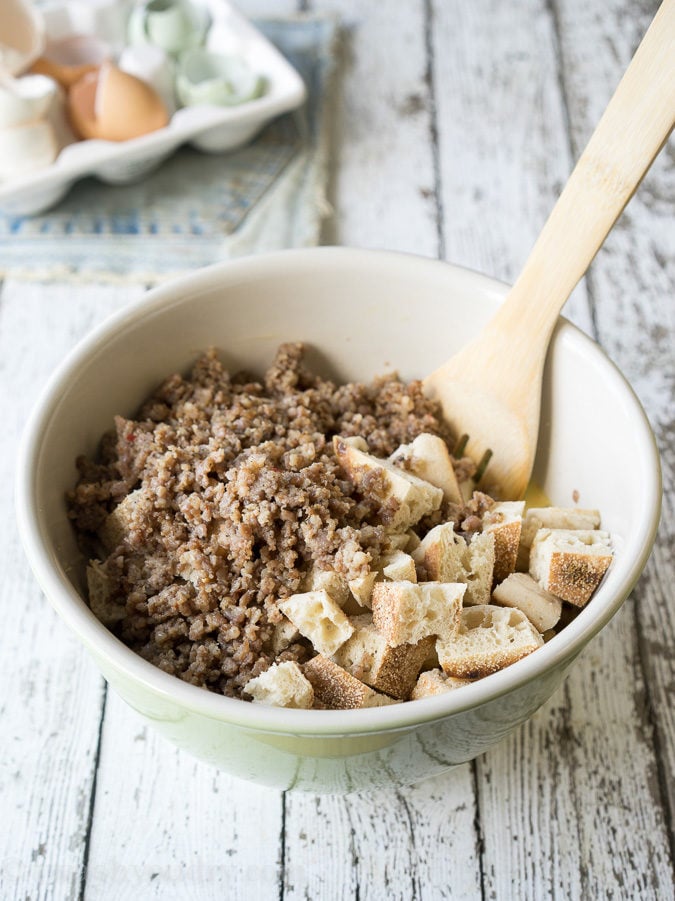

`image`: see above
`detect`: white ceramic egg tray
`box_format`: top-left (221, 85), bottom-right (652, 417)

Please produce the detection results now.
top-left (0, 0), bottom-right (306, 216)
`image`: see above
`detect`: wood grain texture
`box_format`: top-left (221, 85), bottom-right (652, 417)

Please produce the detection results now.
top-left (0, 281), bottom-right (140, 901)
top-left (83, 693), bottom-right (283, 901)
top-left (430, 0), bottom-right (593, 334)
top-left (564, 609), bottom-right (673, 898)
top-left (2, 1), bottom-right (673, 899)
top-left (432, 0), bottom-right (674, 897)
top-left (555, 0), bottom-right (675, 857)
top-left (312, 0), bottom-right (440, 254)
top-left (478, 605), bottom-right (674, 899)
top-left (283, 768), bottom-right (481, 901)
top-left (394, 770), bottom-right (483, 900)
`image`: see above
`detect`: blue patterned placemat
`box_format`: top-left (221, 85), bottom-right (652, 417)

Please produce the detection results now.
top-left (0, 16), bottom-right (337, 281)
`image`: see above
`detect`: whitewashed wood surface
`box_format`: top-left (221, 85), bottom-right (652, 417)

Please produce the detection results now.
top-left (2, 1), bottom-right (673, 899)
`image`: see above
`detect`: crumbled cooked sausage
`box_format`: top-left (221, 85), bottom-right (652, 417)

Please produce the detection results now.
top-left (68, 343), bottom-right (456, 698)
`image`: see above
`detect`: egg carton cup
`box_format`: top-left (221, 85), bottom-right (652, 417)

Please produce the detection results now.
top-left (0, 0), bottom-right (307, 216)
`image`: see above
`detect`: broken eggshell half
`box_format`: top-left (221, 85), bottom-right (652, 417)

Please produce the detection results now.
top-left (176, 48), bottom-right (265, 107)
top-left (128, 0), bottom-right (210, 57)
top-left (67, 62), bottom-right (170, 141)
top-left (117, 44), bottom-right (177, 116)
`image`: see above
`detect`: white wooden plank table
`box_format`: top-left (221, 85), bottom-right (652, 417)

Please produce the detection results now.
top-left (2, 1), bottom-right (673, 898)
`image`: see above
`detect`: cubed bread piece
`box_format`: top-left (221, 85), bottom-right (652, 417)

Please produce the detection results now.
top-left (372, 580), bottom-right (465, 647)
top-left (347, 571), bottom-right (378, 610)
top-left (390, 433), bottom-right (463, 504)
top-left (308, 568), bottom-right (351, 607)
top-left (332, 615), bottom-right (434, 699)
top-left (87, 562), bottom-right (125, 626)
top-left (278, 589), bottom-right (354, 657)
top-left (333, 436), bottom-right (443, 530)
top-left (414, 522), bottom-right (465, 578)
top-left (416, 524), bottom-right (495, 606)
top-left (482, 501), bottom-right (525, 584)
top-left (244, 661), bottom-right (314, 709)
top-left (518, 507), bottom-right (601, 570)
top-left (303, 656), bottom-right (398, 709)
top-left (521, 507), bottom-right (602, 548)
top-left (492, 572), bottom-right (562, 632)
top-left (410, 669), bottom-right (473, 699)
top-left (437, 605), bottom-right (544, 679)
top-left (464, 532), bottom-right (496, 606)
top-left (381, 550), bottom-right (417, 582)
top-left (267, 616), bottom-right (301, 655)
top-left (98, 487), bottom-right (151, 551)
top-left (529, 529), bottom-right (612, 607)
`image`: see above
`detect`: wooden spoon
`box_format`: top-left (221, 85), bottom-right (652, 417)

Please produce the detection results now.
top-left (424, 0), bottom-right (675, 499)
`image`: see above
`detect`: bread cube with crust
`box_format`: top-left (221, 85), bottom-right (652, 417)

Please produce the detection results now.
top-left (410, 669), bottom-right (473, 699)
top-left (333, 435), bottom-right (443, 530)
top-left (371, 580), bottom-right (465, 647)
top-left (492, 571), bottom-right (562, 632)
top-left (529, 529), bottom-right (612, 607)
top-left (437, 605), bottom-right (544, 679)
top-left (518, 507), bottom-right (601, 569)
top-left (244, 661), bottom-right (314, 709)
top-left (332, 615), bottom-right (434, 699)
top-left (521, 508), bottom-right (602, 549)
top-left (303, 656), bottom-right (398, 709)
top-left (390, 432), bottom-right (462, 504)
top-left (414, 522), bottom-right (464, 578)
top-left (464, 532), bottom-right (496, 606)
top-left (482, 500), bottom-right (525, 584)
top-left (278, 589), bottom-right (354, 657)
top-left (347, 571), bottom-right (378, 610)
top-left (415, 523), bottom-right (495, 606)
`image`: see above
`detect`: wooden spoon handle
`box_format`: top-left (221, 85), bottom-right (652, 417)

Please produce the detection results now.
top-left (490, 0), bottom-right (675, 355)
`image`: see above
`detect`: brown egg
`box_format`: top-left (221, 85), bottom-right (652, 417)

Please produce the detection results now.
top-left (31, 34), bottom-right (109, 88)
top-left (68, 63), bottom-right (170, 142)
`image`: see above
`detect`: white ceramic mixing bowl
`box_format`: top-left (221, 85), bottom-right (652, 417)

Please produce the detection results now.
top-left (16, 248), bottom-right (661, 793)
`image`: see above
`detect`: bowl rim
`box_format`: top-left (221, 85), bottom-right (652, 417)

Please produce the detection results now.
top-left (15, 246), bottom-right (663, 736)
